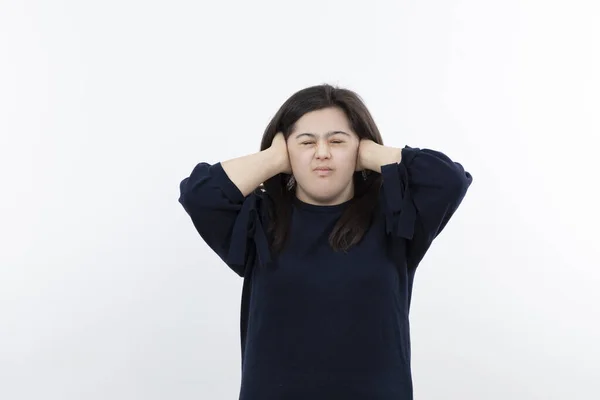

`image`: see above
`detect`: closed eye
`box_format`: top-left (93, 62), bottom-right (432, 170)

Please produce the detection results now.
top-left (300, 140), bottom-right (344, 145)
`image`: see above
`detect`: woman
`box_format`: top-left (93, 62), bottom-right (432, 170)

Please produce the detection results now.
top-left (178, 84), bottom-right (473, 399)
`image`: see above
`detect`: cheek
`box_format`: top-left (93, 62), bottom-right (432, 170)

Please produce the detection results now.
top-left (334, 148), bottom-right (359, 167)
top-left (288, 148), bottom-right (311, 167)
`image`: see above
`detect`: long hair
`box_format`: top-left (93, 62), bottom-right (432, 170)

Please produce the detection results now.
top-left (258, 83), bottom-right (385, 256)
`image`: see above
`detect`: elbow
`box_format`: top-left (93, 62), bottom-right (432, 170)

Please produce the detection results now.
top-left (178, 177), bottom-right (205, 213)
top-left (178, 178), bottom-right (192, 209)
top-left (447, 167), bottom-right (472, 201)
top-left (178, 162), bottom-right (213, 207)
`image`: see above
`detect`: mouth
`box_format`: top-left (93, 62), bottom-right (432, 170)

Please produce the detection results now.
top-left (314, 167), bottom-right (333, 176)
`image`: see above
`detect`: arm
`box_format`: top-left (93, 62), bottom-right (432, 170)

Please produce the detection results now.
top-left (221, 147), bottom-right (285, 197)
top-left (360, 140), bottom-right (473, 268)
top-left (357, 140), bottom-right (403, 173)
top-left (221, 131), bottom-right (290, 196)
top-left (179, 140), bottom-right (289, 276)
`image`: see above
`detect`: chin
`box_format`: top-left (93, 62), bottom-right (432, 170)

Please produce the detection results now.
top-left (303, 184), bottom-right (349, 204)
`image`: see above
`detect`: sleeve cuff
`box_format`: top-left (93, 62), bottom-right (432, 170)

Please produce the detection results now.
top-left (210, 162), bottom-right (246, 203)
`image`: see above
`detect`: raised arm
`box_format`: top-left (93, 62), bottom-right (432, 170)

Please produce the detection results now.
top-left (178, 133), bottom-right (290, 276)
top-left (221, 133), bottom-right (290, 197)
top-left (359, 140), bottom-right (473, 268)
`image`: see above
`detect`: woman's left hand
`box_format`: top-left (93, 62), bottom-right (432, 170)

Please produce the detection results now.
top-left (356, 139), bottom-right (403, 173)
top-left (356, 139), bottom-right (377, 172)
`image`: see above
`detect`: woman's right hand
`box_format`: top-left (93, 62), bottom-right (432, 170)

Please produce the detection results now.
top-left (270, 132), bottom-right (292, 174)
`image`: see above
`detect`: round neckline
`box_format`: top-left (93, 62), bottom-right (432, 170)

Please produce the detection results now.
top-left (292, 196), bottom-right (353, 213)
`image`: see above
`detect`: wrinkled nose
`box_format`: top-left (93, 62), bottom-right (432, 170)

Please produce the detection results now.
top-left (315, 143), bottom-right (331, 159)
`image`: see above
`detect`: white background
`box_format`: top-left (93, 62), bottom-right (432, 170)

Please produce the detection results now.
top-left (1, 0), bottom-right (599, 399)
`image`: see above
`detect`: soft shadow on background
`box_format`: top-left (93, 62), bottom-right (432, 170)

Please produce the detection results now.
top-left (1, 0), bottom-right (598, 399)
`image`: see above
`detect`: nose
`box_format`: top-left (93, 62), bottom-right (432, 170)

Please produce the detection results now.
top-left (315, 141), bottom-right (331, 159)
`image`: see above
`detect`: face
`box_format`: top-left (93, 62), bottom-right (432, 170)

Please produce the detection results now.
top-left (287, 107), bottom-right (360, 206)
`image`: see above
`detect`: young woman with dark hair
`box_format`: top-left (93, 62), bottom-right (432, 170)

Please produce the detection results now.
top-left (179, 83), bottom-right (473, 399)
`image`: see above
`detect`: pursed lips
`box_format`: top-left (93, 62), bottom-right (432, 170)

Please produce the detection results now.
top-left (313, 167), bottom-right (334, 176)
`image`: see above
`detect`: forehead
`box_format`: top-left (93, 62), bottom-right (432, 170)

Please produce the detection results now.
top-left (291, 107), bottom-right (355, 137)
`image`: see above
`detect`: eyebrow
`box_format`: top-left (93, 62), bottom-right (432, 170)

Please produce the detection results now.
top-left (294, 130), bottom-right (351, 139)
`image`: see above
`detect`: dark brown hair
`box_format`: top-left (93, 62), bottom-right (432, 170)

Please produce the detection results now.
top-left (258, 83), bottom-right (385, 256)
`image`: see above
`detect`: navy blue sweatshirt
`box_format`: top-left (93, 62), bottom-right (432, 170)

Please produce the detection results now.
top-left (178, 146), bottom-right (472, 399)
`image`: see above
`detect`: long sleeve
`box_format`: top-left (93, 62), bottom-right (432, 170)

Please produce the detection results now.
top-left (380, 146), bottom-right (473, 269)
top-left (178, 162), bottom-right (272, 277)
